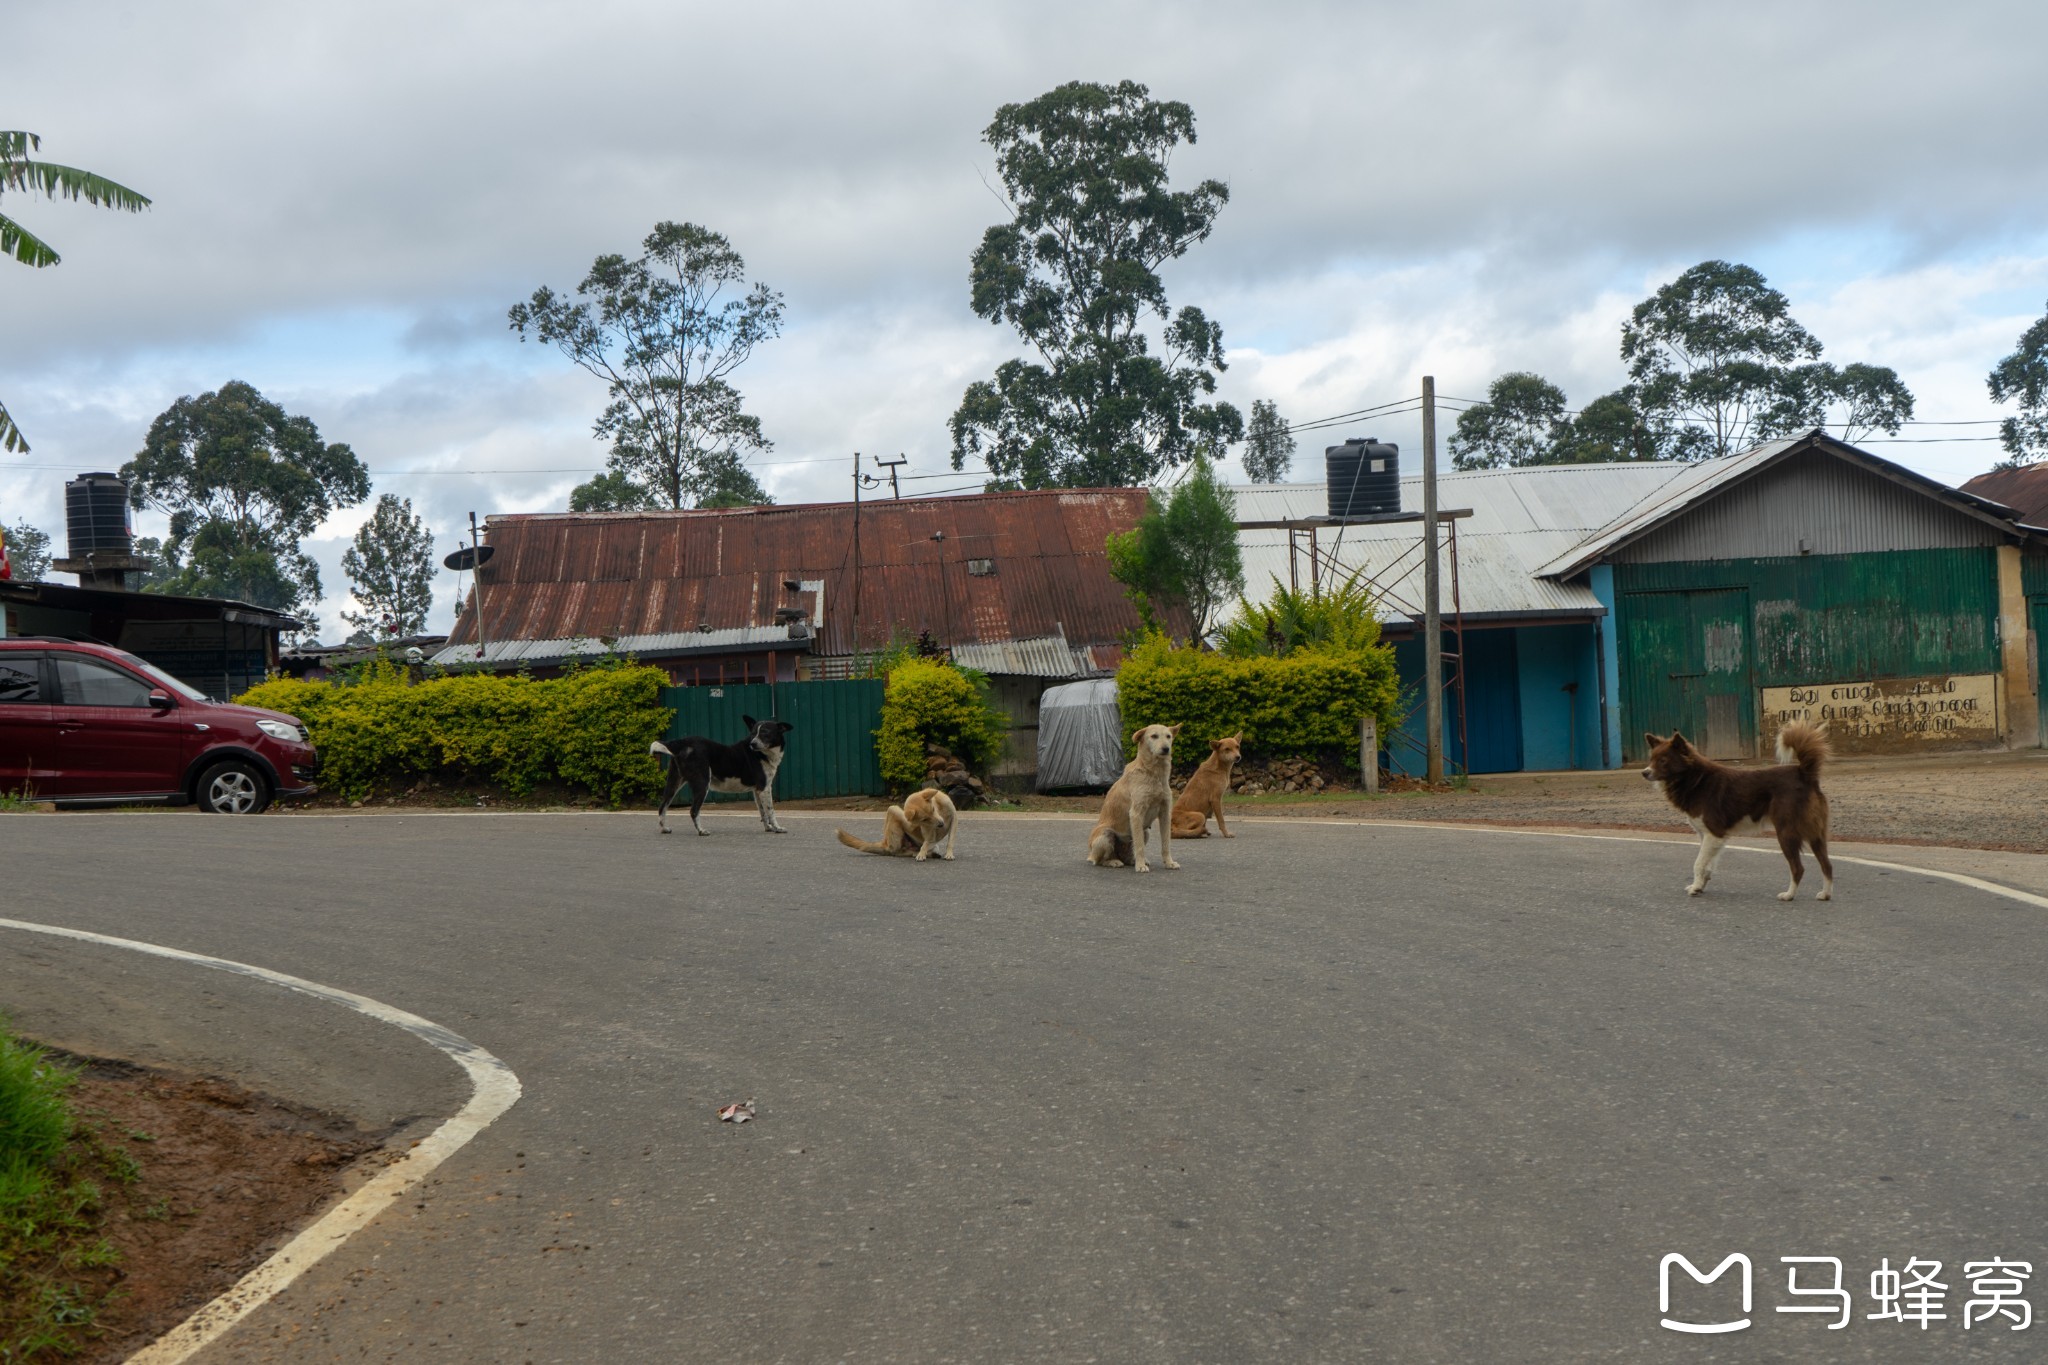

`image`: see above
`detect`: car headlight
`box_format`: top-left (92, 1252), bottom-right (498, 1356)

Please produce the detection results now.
top-left (258, 720), bottom-right (303, 742)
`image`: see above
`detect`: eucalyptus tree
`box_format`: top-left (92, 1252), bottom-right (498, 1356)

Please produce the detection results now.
top-left (0, 131), bottom-right (149, 453)
top-left (342, 494), bottom-right (436, 638)
top-left (1987, 302), bottom-right (2048, 465)
top-left (1241, 400), bottom-right (1295, 482)
top-left (513, 221), bottom-right (783, 510)
top-left (950, 80), bottom-right (1244, 489)
top-left (121, 380), bottom-right (370, 614)
top-left (1448, 372), bottom-right (1572, 469)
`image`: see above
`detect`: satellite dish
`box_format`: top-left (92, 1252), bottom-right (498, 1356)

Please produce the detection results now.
top-left (444, 544), bottom-right (495, 572)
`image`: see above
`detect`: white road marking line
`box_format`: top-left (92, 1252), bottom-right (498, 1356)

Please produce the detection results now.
top-left (0, 916), bottom-right (522, 1365)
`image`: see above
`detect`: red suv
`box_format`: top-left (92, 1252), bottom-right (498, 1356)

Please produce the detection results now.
top-left (0, 637), bottom-right (319, 813)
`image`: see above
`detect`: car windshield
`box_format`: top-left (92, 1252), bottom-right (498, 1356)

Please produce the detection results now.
top-left (112, 651), bottom-right (211, 702)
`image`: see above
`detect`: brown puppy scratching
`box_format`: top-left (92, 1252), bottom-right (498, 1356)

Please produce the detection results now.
top-left (1171, 733), bottom-right (1243, 838)
top-left (1642, 721), bottom-right (1834, 901)
top-left (1086, 724), bottom-right (1181, 872)
top-left (836, 788), bottom-right (958, 861)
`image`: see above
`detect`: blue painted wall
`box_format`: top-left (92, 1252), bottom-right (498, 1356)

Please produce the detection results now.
top-left (1382, 620), bottom-right (1612, 775)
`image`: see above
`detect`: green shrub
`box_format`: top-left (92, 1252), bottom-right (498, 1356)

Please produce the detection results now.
top-left (1115, 629), bottom-right (1402, 767)
top-left (236, 659), bottom-right (670, 804)
top-left (0, 1030), bottom-right (72, 1181)
top-left (875, 658), bottom-right (1010, 789)
top-left (1216, 573), bottom-right (1386, 658)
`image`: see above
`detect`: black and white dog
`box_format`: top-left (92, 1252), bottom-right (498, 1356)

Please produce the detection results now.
top-left (651, 715), bottom-right (794, 836)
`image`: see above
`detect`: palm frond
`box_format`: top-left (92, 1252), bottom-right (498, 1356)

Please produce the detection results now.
top-left (0, 213), bottom-right (60, 267)
top-left (1, 160), bottom-right (150, 212)
top-left (0, 132), bottom-right (40, 160)
top-left (0, 398), bottom-right (27, 454)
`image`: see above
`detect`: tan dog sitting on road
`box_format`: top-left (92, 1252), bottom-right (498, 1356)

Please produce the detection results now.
top-left (1171, 734), bottom-right (1243, 839)
top-left (1086, 724), bottom-right (1181, 872)
top-left (836, 788), bottom-right (958, 861)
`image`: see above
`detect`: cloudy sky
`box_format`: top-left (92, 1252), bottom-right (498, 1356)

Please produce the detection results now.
top-left (7, 0), bottom-right (2046, 640)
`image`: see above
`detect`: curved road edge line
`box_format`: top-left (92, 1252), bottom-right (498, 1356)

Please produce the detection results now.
top-left (0, 916), bottom-right (522, 1365)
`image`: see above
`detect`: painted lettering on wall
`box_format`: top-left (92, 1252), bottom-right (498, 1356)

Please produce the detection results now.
top-left (1760, 674), bottom-right (2001, 753)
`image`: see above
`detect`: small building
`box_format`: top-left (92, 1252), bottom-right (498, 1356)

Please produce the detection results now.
top-left (433, 489), bottom-right (1171, 781)
top-left (1541, 431), bottom-right (2042, 762)
top-left (0, 472), bottom-right (301, 698)
top-left (0, 578), bottom-right (300, 699)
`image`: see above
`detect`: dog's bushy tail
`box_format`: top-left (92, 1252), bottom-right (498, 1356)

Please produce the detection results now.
top-left (1775, 721), bottom-right (1829, 780)
top-left (836, 828), bottom-right (886, 854)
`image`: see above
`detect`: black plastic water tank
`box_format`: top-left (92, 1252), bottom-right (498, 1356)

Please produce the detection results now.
top-left (1325, 439), bottom-right (1400, 519)
top-left (65, 473), bottom-right (133, 556)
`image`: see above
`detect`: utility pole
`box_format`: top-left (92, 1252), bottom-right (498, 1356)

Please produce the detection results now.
top-left (1422, 377), bottom-right (1444, 785)
top-left (874, 453), bottom-right (906, 500)
top-left (851, 452), bottom-right (863, 654)
top-left (469, 510), bottom-right (490, 667)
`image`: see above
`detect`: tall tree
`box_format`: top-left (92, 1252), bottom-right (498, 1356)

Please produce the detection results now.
top-left (950, 80), bottom-right (1244, 490)
top-left (1622, 260), bottom-right (1918, 460)
top-left (1104, 456), bottom-right (1244, 641)
top-left (0, 521), bottom-right (51, 581)
top-left (1622, 261), bottom-right (1824, 461)
top-left (120, 379), bottom-right (370, 614)
top-left (512, 221), bottom-right (783, 510)
top-left (1448, 372), bottom-right (1571, 469)
top-left (342, 494), bottom-right (436, 638)
top-left (1241, 399), bottom-right (1296, 482)
top-left (0, 131), bottom-right (150, 453)
top-left (1552, 389), bottom-right (1667, 463)
top-left (1987, 302), bottom-right (2048, 466)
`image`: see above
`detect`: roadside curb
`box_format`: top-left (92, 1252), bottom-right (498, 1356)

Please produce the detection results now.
top-left (0, 917), bottom-right (523, 1365)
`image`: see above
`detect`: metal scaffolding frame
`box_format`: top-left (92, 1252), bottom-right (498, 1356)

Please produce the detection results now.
top-left (1235, 509), bottom-right (1474, 777)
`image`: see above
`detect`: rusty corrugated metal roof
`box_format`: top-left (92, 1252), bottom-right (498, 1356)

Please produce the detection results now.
top-left (1962, 463), bottom-right (2048, 529)
top-left (450, 488), bottom-right (1173, 657)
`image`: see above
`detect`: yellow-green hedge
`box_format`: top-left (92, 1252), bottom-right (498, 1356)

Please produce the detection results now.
top-left (235, 660), bottom-right (670, 804)
top-left (1114, 632), bottom-right (1402, 766)
top-left (874, 658), bottom-right (1010, 789)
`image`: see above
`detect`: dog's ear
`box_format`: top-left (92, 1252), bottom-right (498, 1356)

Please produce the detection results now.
top-left (1168, 723), bottom-right (1183, 736)
top-left (1644, 731), bottom-right (1662, 749)
top-left (1209, 738), bottom-right (1225, 751)
top-left (1131, 726), bottom-right (1150, 745)
top-left (1669, 730), bottom-right (1690, 751)
top-left (742, 714), bottom-right (758, 729)
top-left (778, 720), bottom-right (793, 732)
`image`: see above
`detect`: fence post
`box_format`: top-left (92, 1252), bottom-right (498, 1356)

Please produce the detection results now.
top-left (1360, 716), bottom-right (1379, 794)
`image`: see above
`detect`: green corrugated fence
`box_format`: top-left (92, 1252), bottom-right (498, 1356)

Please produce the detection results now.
top-left (659, 679), bottom-right (887, 800)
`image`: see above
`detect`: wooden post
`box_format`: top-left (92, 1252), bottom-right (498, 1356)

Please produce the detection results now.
top-left (1361, 716), bottom-right (1379, 794)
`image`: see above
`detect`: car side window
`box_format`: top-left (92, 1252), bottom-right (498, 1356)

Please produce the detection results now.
top-left (56, 656), bottom-right (155, 708)
top-left (0, 656), bottom-right (43, 703)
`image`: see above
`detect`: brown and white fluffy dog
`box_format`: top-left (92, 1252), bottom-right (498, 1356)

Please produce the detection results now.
top-left (1642, 721), bottom-right (1834, 901)
top-left (835, 788), bottom-right (958, 862)
top-left (1170, 734), bottom-right (1242, 839)
top-left (1086, 723), bottom-right (1181, 872)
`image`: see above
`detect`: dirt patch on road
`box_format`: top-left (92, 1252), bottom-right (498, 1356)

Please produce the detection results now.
top-left (50, 1057), bottom-right (377, 1364)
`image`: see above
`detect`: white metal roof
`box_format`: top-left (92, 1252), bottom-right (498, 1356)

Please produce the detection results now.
top-left (1231, 462), bottom-right (1684, 624)
top-left (428, 625), bottom-right (803, 669)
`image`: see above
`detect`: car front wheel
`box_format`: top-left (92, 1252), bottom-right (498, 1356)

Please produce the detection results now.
top-left (196, 760), bottom-right (271, 815)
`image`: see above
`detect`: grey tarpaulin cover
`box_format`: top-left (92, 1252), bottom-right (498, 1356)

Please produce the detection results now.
top-left (1036, 678), bottom-right (1125, 790)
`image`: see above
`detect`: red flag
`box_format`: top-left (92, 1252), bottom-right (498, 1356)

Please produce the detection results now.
top-left (0, 526), bottom-right (11, 581)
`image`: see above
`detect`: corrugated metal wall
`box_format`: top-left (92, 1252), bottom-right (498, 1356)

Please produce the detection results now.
top-left (1615, 548), bottom-right (2002, 758)
top-left (659, 680), bottom-right (887, 801)
top-left (1614, 450), bottom-right (2005, 563)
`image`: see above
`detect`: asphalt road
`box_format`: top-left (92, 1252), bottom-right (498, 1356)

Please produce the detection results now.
top-left (4, 810), bottom-right (2046, 1363)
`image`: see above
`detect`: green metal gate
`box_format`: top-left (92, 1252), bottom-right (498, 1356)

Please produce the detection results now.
top-left (657, 680), bottom-right (885, 801)
top-left (1622, 588), bottom-right (1754, 760)
top-left (2035, 598), bottom-right (2047, 748)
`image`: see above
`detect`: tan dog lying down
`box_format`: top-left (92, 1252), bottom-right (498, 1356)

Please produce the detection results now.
top-left (836, 788), bottom-right (958, 861)
top-left (1171, 733), bottom-right (1242, 838)
top-left (1086, 723), bottom-right (1181, 872)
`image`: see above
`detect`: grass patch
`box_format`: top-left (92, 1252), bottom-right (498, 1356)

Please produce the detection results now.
top-left (0, 1026), bottom-right (132, 1360)
top-left (0, 788), bottom-right (44, 813)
